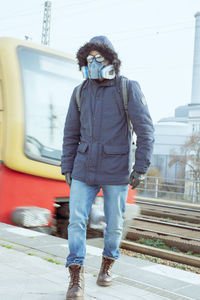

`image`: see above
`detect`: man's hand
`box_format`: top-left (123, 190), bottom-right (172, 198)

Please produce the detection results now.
top-left (129, 170), bottom-right (145, 189)
top-left (65, 172), bottom-right (72, 187)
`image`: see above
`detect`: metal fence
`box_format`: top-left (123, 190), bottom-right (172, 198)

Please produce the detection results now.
top-left (136, 176), bottom-right (200, 204)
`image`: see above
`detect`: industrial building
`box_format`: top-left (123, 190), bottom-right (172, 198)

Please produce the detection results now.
top-left (152, 12), bottom-right (200, 181)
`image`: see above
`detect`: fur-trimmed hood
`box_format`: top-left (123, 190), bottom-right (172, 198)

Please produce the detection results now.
top-left (76, 35), bottom-right (121, 75)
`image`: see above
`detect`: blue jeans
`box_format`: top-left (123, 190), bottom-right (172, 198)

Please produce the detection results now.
top-left (66, 179), bottom-right (129, 266)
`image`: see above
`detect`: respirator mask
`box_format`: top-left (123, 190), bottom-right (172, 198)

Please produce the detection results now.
top-left (81, 53), bottom-right (115, 80)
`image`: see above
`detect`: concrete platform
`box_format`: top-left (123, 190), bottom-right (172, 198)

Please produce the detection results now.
top-left (0, 222), bottom-right (200, 300)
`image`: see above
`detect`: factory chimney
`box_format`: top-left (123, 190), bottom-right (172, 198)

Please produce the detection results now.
top-left (191, 12), bottom-right (200, 105)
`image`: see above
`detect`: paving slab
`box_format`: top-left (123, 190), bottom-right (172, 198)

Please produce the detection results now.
top-left (0, 222), bottom-right (200, 300)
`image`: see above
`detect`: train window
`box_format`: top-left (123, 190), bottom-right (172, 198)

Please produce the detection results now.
top-left (17, 46), bottom-right (81, 165)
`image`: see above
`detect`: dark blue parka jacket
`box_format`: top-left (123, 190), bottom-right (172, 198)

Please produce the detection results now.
top-left (61, 76), bottom-right (154, 185)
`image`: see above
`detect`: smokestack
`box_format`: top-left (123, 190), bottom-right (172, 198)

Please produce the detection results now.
top-left (191, 12), bottom-right (200, 105)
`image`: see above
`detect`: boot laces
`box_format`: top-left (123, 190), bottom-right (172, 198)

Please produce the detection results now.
top-left (72, 273), bottom-right (81, 287)
top-left (102, 259), bottom-right (113, 275)
top-left (69, 267), bottom-right (82, 287)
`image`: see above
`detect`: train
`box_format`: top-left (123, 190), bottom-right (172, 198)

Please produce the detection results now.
top-left (0, 37), bottom-right (138, 238)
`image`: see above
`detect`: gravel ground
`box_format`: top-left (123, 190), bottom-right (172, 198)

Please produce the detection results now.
top-left (119, 248), bottom-right (200, 274)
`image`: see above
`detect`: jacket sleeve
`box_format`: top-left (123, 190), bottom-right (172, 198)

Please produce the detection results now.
top-left (61, 87), bottom-right (81, 175)
top-left (128, 80), bottom-right (154, 174)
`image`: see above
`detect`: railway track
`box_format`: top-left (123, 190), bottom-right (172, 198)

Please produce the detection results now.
top-left (121, 210), bottom-right (200, 267)
top-left (135, 216), bottom-right (200, 231)
top-left (120, 239), bottom-right (200, 268)
top-left (129, 225), bottom-right (200, 243)
top-left (128, 218), bottom-right (200, 249)
top-left (136, 199), bottom-right (200, 224)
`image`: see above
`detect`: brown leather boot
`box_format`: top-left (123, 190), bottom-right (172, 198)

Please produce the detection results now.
top-left (66, 264), bottom-right (84, 300)
top-left (96, 256), bottom-right (115, 287)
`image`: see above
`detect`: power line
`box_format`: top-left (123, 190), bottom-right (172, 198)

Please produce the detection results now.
top-left (0, 13), bottom-right (43, 32)
top-left (0, 1), bottom-right (193, 34)
top-left (54, 0), bottom-right (99, 9)
top-left (113, 25), bottom-right (194, 43)
top-left (101, 20), bottom-right (194, 36)
top-left (50, 0), bottom-right (119, 20)
top-left (0, 20), bottom-right (194, 42)
top-left (0, 0), bottom-right (97, 31)
top-left (50, 23), bottom-right (194, 42)
top-left (0, 0), bottom-right (85, 22)
top-left (0, 6), bottom-right (43, 20)
top-left (0, 0), bottom-right (89, 20)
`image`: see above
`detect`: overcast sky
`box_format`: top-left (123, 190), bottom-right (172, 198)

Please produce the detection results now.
top-left (0, 0), bottom-right (200, 123)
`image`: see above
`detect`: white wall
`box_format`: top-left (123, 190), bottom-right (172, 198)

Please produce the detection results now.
top-left (151, 121), bottom-right (192, 179)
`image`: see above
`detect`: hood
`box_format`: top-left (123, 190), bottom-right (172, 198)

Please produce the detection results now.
top-left (76, 35), bottom-right (121, 75)
top-left (89, 35), bottom-right (115, 51)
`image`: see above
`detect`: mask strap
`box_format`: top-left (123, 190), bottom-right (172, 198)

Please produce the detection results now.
top-left (81, 66), bottom-right (89, 79)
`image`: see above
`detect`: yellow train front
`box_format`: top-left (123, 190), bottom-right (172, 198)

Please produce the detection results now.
top-left (0, 37), bottom-right (82, 233)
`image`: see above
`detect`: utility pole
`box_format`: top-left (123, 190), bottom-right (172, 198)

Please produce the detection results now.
top-left (41, 1), bottom-right (52, 46)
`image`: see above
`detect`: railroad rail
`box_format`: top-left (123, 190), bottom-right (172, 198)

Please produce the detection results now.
top-left (134, 216), bottom-right (200, 231)
top-left (136, 199), bottom-right (200, 213)
top-left (120, 240), bottom-right (200, 268)
top-left (129, 226), bottom-right (200, 242)
top-left (136, 199), bottom-right (200, 224)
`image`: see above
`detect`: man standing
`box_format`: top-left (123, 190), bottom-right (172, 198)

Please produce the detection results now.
top-left (61, 36), bottom-right (154, 300)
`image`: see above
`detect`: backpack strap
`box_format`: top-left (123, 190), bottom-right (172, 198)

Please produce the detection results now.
top-left (75, 80), bottom-right (88, 112)
top-left (75, 83), bottom-right (83, 112)
top-left (119, 76), bottom-right (133, 132)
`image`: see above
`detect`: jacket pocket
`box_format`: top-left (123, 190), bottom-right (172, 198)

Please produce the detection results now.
top-left (103, 144), bottom-right (129, 155)
top-left (72, 143), bottom-right (88, 179)
top-left (102, 144), bottom-right (129, 176)
top-left (77, 142), bottom-right (89, 153)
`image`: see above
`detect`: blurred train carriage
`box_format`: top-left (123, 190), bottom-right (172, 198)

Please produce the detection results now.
top-left (0, 37), bottom-right (137, 236)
